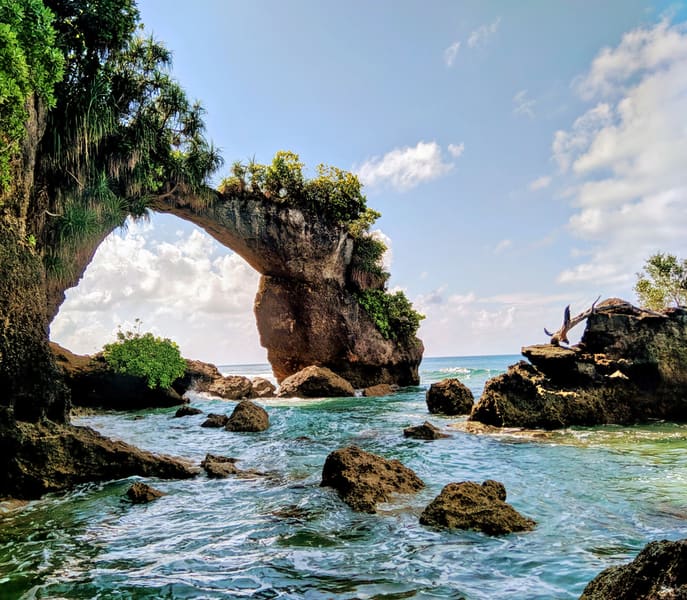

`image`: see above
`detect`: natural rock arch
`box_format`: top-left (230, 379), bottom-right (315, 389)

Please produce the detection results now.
top-left (47, 193), bottom-right (423, 388)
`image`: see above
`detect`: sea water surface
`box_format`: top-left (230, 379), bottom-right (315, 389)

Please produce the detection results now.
top-left (2, 355), bottom-right (687, 599)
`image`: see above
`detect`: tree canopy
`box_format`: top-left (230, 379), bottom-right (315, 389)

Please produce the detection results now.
top-left (634, 252), bottom-right (687, 310)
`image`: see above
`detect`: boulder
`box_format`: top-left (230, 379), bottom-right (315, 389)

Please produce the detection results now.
top-left (251, 377), bottom-right (276, 398)
top-left (403, 421), bottom-right (450, 440)
top-left (363, 383), bottom-right (396, 397)
top-left (207, 375), bottom-right (253, 400)
top-left (320, 445), bottom-right (424, 513)
top-left (426, 378), bottom-right (474, 415)
top-left (225, 400), bottom-right (269, 432)
top-left (278, 366), bottom-right (355, 398)
top-left (200, 413), bottom-right (229, 428)
top-left (201, 454), bottom-right (240, 478)
top-left (420, 480), bottom-right (535, 535)
top-left (126, 482), bottom-right (165, 504)
top-left (470, 303), bottom-right (687, 428)
top-left (174, 406), bottom-right (202, 418)
top-left (580, 539), bottom-right (687, 599)
top-left (172, 358), bottom-right (223, 396)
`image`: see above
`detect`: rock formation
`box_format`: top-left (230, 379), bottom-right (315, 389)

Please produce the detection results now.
top-left (200, 413), bottom-right (229, 428)
top-left (471, 302), bottom-right (687, 428)
top-left (580, 539), bottom-right (687, 599)
top-left (320, 445), bottom-right (424, 513)
top-left (403, 421), bottom-right (451, 440)
top-left (419, 480), bottom-right (535, 535)
top-left (363, 383), bottom-right (396, 397)
top-left (174, 406), bottom-right (202, 418)
top-left (426, 378), bottom-right (475, 415)
top-left (224, 400), bottom-right (270, 432)
top-left (201, 454), bottom-right (240, 478)
top-left (278, 365), bottom-right (355, 398)
top-left (126, 482), bottom-right (165, 504)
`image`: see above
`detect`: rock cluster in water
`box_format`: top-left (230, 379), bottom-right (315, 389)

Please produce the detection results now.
top-left (471, 301), bottom-right (687, 428)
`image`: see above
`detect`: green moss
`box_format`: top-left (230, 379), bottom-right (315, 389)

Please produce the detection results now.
top-left (356, 289), bottom-right (424, 342)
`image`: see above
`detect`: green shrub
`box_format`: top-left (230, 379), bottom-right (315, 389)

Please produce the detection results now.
top-left (356, 289), bottom-right (424, 342)
top-left (103, 322), bottom-right (186, 389)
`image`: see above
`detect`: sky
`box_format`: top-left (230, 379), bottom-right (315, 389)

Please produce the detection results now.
top-left (51, 0), bottom-right (687, 364)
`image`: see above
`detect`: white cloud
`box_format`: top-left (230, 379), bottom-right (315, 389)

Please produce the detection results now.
top-left (529, 175), bottom-right (552, 191)
top-left (357, 141), bottom-right (459, 191)
top-left (369, 228), bottom-right (393, 271)
top-left (513, 89), bottom-right (536, 118)
top-left (50, 217), bottom-right (265, 364)
top-left (447, 142), bottom-right (465, 158)
top-left (444, 41), bottom-right (460, 67)
top-left (467, 18), bottom-right (501, 48)
top-left (493, 239), bottom-right (512, 254)
top-left (553, 19), bottom-right (687, 287)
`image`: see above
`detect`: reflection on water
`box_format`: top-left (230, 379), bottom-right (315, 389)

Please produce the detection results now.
top-left (1, 356), bottom-right (686, 599)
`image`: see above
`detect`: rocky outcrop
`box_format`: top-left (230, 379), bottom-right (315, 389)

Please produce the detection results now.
top-left (320, 446), bottom-right (424, 513)
top-left (225, 400), bottom-right (269, 432)
top-left (174, 406), bottom-right (202, 418)
top-left (403, 421), bottom-right (450, 440)
top-left (419, 480), bottom-right (535, 535)
top-left (201, 454), bottom-right (240, 478)
top-left (200, 413), bottom-right (229, 428)
top-left (471, 303), bottom-right (687, 428)
top-left (251, 377), bottom-right (276, 398)
top-left (278, 366), bottom-right (355, 398)
top-left (580, 539), bottom-right (687, 599)
top-left (127, 482), bottom-right (165, 504)
top-left (426, 379), bottom-right (474, 415)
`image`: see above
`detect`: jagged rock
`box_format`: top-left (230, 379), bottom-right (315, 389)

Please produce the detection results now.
top-left (201, 454), bottom-right (240, 478)
top-left (363, 383), bottom-right (396, 397)
top-left (320, 445), bottom-right (424, 513)
top-left (1, 420), bottom-right (196, 499)
top-left (251, 377), bottom-right (276, 398)
top-left (200, 413), bottom-right (229, 428)
top-left (172, 358), bottom-right (222, 395)
top-left (580, 539), bottom-right (687, 599)
top-left (225, 400), bottom-right (269, 432)
top-left (278, 366), bottom-right (355, 398)
top-left (403, 421), bottom-right (450, 440)
top-left (471, 303), bottom-right (687, 428)
top-left (51, 343), bottom-right (185, 410)
top-left (426, 378), bottom-right (474, 415)
top-left (127, 482), bottom-right (165, 504)
top-left (174, 406), bottom-right (202, 418)
top-left (419, 480), bottom-right (535, 535)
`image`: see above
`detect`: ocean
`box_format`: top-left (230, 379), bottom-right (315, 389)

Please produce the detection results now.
top-left (1, 355), bottom-right (686, 599)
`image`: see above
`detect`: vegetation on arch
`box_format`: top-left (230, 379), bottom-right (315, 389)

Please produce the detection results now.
top-left (634, 252), bottom-right (687, 311)
top-left (356, 289), bottom-right (425, 343)
top-left (102, 320), bottom-right (186, 389)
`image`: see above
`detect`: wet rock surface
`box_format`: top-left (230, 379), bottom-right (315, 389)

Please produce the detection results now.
top-left (174, 406), bottom-right (202, 418)
top-left (201, 454), bottom-right (240, 478)
top-left (320, 445), bottom-right (424, 513)
top-left (126, 482), bottom-right (165, 504)
top-left (200, 413), bottom-right (229, 428)
top-left (471, 303), bottom-right (687, 428)
top-left (420, 480), bottom-right (535, 535)
top-left (580, 538), bottom-right (687, 600)
top-left (403, 421), bottom-right (450, 440)
top-left (278, 366), bottom-right (355, 398)
top-left (225, 400), bottom-right (270, 432)
top-left (426, 378), bottom-right (474, 415)
top-left (363, 383), bottom-right (396, 397)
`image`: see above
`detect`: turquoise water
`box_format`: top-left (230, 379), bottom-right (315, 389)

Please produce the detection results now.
top-left (1, 355), bottom-right (687, 599)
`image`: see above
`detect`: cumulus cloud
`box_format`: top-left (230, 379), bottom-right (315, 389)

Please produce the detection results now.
top-left (444, 41), bottom-right (460, 67)
top-left (529, 175), bottom-right (552, 191)
top-left (513, 89), bottom-right (536, 118)
top-left (467, 18), bottom-right (501, 48)
top-left (50, 218), bottom-right (265, 363)
top-left (552, 19), bottom-right (687, 287)
top-left (357, 141), bottom-right (463, 191)
top-left (447, 142), bottom-right (465, 158)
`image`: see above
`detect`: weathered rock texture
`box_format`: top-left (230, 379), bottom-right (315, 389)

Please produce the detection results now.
top-left (201, 454), bottom-right (240, 478)
top-left (403, 421), bottom-right (450, 440)
top-left (426, 378), bottom-right (474, 415)
top-left (225, 400), bottom-right (269, 432)
top-left (320, 445), bottom-right (424, 513)
top-left (278, 365), bottom-right (355, 398)
top-left (420, 480), bottom-right (535, 535)
top-left (251, 377), bottom-right (276, 398)
top-left (580, 539), bottom-right (687, 600)
top-left (471, 303), bottom-right (687, 428)
top-left (200, 413), bottom-right (229, 428)
top-left (174, 406), bottom-right (202, 418)
top-left (363, 383), bottom-right (396, 397)
top-left (127, 482), bottom-right (165, 504)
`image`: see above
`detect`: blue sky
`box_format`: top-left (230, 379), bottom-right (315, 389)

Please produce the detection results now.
top-left (51, 1), bottom-right (687, 363)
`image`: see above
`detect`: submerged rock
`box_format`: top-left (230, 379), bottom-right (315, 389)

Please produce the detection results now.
top-left (127, 482), bottom-right (165, 504)
top-left (200, 413), bottom-right (229, 428)
top-left (363, 383), bottom-right (396, 397)
top-left (251, 377), bottom-right (276, 398)
top-left (420, 480), bottom-right (535, 535)
top-left (426, 379), bottom-right (474, 415)
top-left (225, 400), bottom-right (269, 432)
top-left (174, 406), bottom-right (202, 418)
top-left (470, 303), bottom-right (687, 428)
top-left (278, 366), bottom-right (355, 398)
top-left (201, 454), bottom-right (240, 478)
top-left (580, 538), bottom-right (687, 599)
top-left (403, 421), bottom-right (451, 440)
top-left (320, 445), bottom-right (424, 513)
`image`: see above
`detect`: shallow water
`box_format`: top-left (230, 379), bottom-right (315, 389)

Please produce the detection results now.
top-left (2, 356), bottom-right (686, 599)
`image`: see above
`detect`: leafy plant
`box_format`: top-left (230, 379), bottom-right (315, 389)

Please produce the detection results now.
top-left (356, 289), bottom-right (424, 342)
top-left (635, 252), bottom-right (687, 310)
top-left (102, 320), bottom-right (186, 389)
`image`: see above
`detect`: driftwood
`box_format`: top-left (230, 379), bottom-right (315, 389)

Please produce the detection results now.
top-left (544, 297), bottom-right (665, 346)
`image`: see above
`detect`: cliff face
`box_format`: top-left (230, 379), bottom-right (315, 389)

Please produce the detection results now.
top-left (470, 303), bottom-right (687, 428)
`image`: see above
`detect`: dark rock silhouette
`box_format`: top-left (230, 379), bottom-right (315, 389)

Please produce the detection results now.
top-left (127, 482), bottom-right (165, 504)
top-left (200, 413), bottom-right (229, 428)
top-left (403, 421), bottom-right (451, 440)
top-left (426, 379), bottom-right (474, 415)
top-left (225, 400), bottom-right (269, 432)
